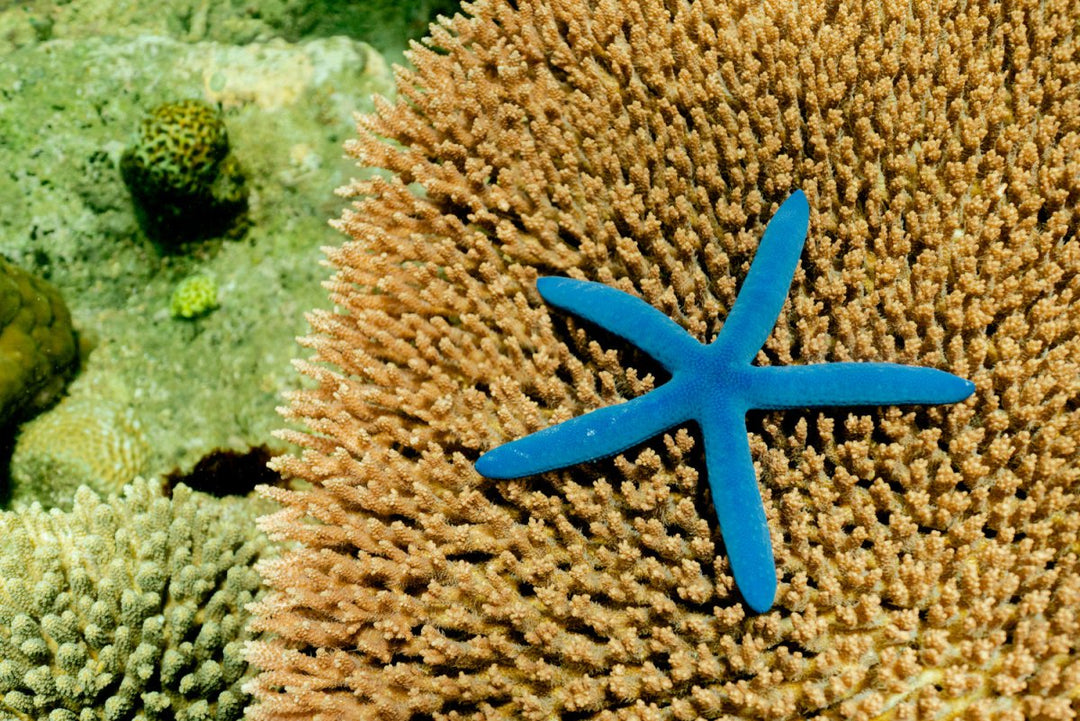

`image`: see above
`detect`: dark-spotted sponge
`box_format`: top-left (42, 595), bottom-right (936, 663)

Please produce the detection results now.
top-left (120, 99), bottom-right (248, 247)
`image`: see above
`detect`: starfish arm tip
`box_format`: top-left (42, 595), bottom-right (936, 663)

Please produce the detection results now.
top-left (740, 576), bottom-right (777, 614)
top-left (716, 190), bottom-right (811, 361)
top-left (534, 277), bottom-right (701, 371)
top-left (474, 384), bottom-right (690, 479)
top-left (699, 406), bottom-right (778, 614)
top-left (898, 368), bottom-right (976, 404)
top-left (535, 276), bottom-right (561, 294)
top-left (789, 187), bottom-right (808, 210)
top-left (749, 364), bottom-right (977, 409)
top-left (954, 377), bottom-right (977, 400)
top-left (473, 451), bottom-right (506, 478)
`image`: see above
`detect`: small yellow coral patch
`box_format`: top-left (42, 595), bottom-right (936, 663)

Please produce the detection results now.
top-left (170, 274), bottom-right (220, 319)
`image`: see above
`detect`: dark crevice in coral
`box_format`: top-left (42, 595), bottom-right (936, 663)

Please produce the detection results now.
top-left (554, 365), bottom-right (575, 388)
top-left (384, 513), bottom-right (419, 528)
top-left (400, 578), bottom-right (427, 597)
top-left (870, 421), bottom-right (894, 446)
top-left (552, 498), bottom-right (597, 539)
top-left (558, 226), bottom-right (583, 251)
top-left (0, 431), bottom-right (15, 507)
top-left (777, 409), bottom-right (814, 442)
top-left (396, 444), bottom-right (422, 461)
top-left (564, 711), bottom-right (603, 721)
top-left (521, 387), bottom-right (549, 408)
top-left (674, 596), bottom-right (721, 616)
top-left (436, 626), bottom-right (473, 643)
top-left (774, 640), bottom-right (818, 660)
top-left (163, 444), bottom-right (282, 497)
top-left (913, 409), bottom-right (939, 432)
top-left (563, 621), bottom-right (611, 648)
top-left (444, 551), bottom-right (495, 564)
top-left (1061, 225), bottom-right (1075, 245)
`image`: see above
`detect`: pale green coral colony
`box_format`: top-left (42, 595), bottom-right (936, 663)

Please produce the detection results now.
top-left (0, 480), bottom-right (267, 720)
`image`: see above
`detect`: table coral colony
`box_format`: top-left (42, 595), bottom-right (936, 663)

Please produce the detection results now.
top-left (476, 191), bottom-right (975, 612)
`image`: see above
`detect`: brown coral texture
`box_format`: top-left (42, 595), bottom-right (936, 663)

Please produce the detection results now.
top-left (245, 0), bottom-right (1080, 719)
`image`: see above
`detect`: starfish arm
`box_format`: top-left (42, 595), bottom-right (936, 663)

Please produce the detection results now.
top-left (536, 276), bottom-right (702, 372)
top-left (698, 401), bottom-right (777, 613)
top-left (715, 190), bottom-right (809, 363)
top-left (747, 363), bottom-right (976, 409)
top-left (475, 381), bottom-right (691, 478)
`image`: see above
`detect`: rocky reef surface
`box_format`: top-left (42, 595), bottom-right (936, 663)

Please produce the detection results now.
top-left (0, 0), bottom-right (451, 504)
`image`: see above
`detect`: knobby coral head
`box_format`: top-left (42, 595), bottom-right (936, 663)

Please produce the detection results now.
top-left (246, 0), bottom-right (1080, 719)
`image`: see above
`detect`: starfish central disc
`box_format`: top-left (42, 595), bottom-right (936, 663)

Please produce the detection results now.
top-left (476, 191), bottom-right (975, 612)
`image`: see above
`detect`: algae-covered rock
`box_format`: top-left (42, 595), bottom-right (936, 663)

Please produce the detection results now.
top-left (0, 0), bottom-right (463, 64)
top-left (120, 99), bottom-right (249, 246)
top-left (0, 34), bottom-right (394, 480)
top-left (0, 257), bottom-right (79, 426)
top-left (0, 479), bottom-right (268, 720)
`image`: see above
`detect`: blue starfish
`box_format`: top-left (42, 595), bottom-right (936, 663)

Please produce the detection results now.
top-left (475, 190), bottom-right (975, 613)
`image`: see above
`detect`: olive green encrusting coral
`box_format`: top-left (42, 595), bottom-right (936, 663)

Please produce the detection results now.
top-left (120, 99), bottom-right (248, 246)
top-left (0, 257), bottom-right (79, 427)
top-left (0, 480), bottom-right (267, 721)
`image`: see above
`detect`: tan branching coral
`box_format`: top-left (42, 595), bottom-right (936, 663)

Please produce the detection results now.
top-left (246, 0), bottom-right (1080, 719)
